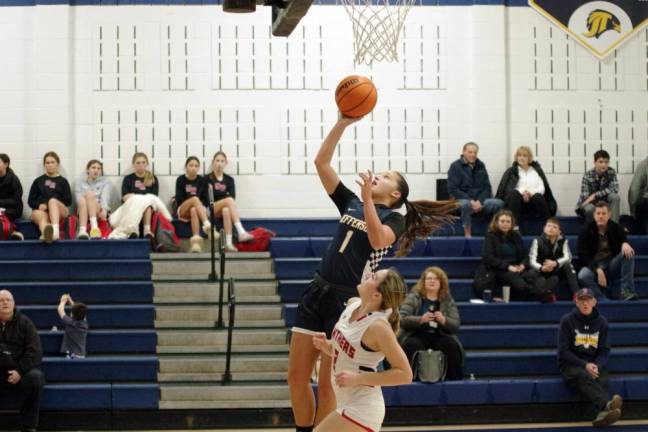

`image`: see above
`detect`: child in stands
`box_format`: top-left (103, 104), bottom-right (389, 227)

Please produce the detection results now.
top-left (0, 153), bottom-right (25, 240)
top-left (205, 151), bottom-right (252, 252)
top-left (175, 156), bottom-right (214, 253)
top-left (57, 294), bottom-right (88, 359)
top-left (28, 151), bottom-right (72, 243)
top-left (76, 159), bottom-right (112, 239)
top-left (121, 152), bottom-right (159, 239)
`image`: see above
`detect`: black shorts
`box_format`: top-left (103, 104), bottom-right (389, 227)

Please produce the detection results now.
top-left (293, 274), bottom-right (356, 338)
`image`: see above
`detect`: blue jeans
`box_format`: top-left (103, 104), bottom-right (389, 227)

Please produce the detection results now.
top-left (577, 252), bottom-right (636, 299)
top-left (458, 198), bottom-right (505, 228)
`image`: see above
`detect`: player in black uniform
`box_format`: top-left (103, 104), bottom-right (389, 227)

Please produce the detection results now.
top-left (205, 151), bottom-right (252, 251)
top-left (288, 115), bottom-right (458, 432)
top-left (175, 156), bottom-right (213, 253)
top-left (121, 152), bottom-right (159, 238)
top-left (28, 151), bottom-right (72, 243)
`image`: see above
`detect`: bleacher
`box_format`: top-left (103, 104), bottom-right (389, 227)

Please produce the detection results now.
top-left (0, 240), bottom-right (159, 414)
top-left (270, 217), bottom-right (648, 411)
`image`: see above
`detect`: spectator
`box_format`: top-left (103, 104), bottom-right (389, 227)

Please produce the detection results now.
top-left (558, 288), bottom-right (622, 427)
top-left (57, 294), bottom-right (88, 359)
top-left (0, 153), bottom-right (25, 240)
top-left (529, 217), bottom-right (580, 296)
top-left (577, 201), bottom-right (639, 300)
top-left (205, 151), bottom-right (252, 252)
top-left (121, 152), bottom-right (159, 239)
top-left (495, 146), bottom-right (556, 229)
top-left (447, 142), bottom-right (504, 237)
top-left (28, 151), bottom-right (72, 243)
top-left (0, 289), bottom-right (45, 432)
top-left (576, 150), bottom-right (620, 223)
top-left (398, 267), bottom-right (464, 380)
top-left (628, 155), bottom-right (648, 234)
top-left (76, 159), bottom-right (112, 240)
top-left (175, 156), bottom-right (214, 253)
top-left (482, 210), bottom-right (553, 302)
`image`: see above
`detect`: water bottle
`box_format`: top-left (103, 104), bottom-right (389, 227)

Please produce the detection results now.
top-left (469, 373), bottom-right (476, 381)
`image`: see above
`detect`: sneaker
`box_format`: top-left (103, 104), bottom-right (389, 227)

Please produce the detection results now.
top-left (237, 231), bottom-right (254, 242)
top-left (128, 232), bottom-right (139, 239)
top-left (593, 408), bottom-right (621, 427)
top-left (143, 231), bottom-right (153, 240)
top-left (224, 244), bottom-right (238, 252)
top-left (190, 235), bottom-right (202, 253)
top-left (606, 394), bottom-right (623, 411)
top-left (9, 231), bottom-right (24, 241)
top-left (77, 231), bottom-right (90, 240)
top-left (89, 226), bottom-right (102, 239)
top-left (622, 292), bottom-right (639, 301)
top-left (42, 224), bottom-right (54, 244)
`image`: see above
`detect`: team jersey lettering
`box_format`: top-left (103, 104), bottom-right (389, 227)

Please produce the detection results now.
top-left (332, 327), bottom-right (356, 359)
top-left (45, 179), bottom-right (56, 189)
top-left (574, 329), bottom-right (600, 349)
top-left (213, 182), bottom-right (227, 192)
top-left (185, 184), bottom-right (198, 195)
top-left (339, 214), bottom-right (368, 232)
top-left (135, 180), bottom-right (146, 190)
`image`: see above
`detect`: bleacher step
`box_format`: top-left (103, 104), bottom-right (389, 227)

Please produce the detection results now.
top-left (152, 273), bottom-right (276, 282)
top-left (160, 384), bottom-right (290, 401)
top-left (155, 320), bottom-right (286, 328)
top-left (159, 355), bottom-right (288, 374)
top-left (158, 371), bottom-right (288, 382)
top-left (157, 344), bottom-right (289, 354)
top-left (154, 281), bottom-right (278, 299)
top-left (159, 399), bottom-right (291, 409)
top-left (156, 329), bottom-right (287, 346)
top-left (152, 260), bottom-right (272, 276)
top-left (155, 305), bottom-right (282, 321)
top-left (152, 252), bottom-right (270, 260)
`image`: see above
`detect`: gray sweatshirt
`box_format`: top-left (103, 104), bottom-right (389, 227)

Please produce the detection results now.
top-left (628, 157), bottom-right (648, 216)
top-left (75, 174), bottom-right (113, 212)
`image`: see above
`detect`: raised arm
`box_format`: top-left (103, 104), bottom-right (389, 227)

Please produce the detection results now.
top-left (314, 116), bottom-right (361, 194)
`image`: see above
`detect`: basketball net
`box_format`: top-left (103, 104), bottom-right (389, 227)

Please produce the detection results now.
top-left (339, 0), bottom-right (417, 66)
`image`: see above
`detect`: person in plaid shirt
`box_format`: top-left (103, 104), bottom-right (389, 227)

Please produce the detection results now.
top-left (576, 150), bottom-right (620, 223)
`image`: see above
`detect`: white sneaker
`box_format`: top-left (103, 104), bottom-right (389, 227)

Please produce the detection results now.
top-left (190, 235), bottom-right (202, 253)
top-left (237, 232), bottom-right (254, 242)
top-left (224, 244), bottom-right (238, 252)
top-left (77, 231), bottom-right (90, 240)
top-left (9, 231), bottom-right (24, 241)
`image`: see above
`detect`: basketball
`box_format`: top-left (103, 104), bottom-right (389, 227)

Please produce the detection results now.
top-left (335, 75), bottom-right (377, 118)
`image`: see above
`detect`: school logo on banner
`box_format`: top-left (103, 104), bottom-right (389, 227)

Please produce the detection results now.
top-left (528, 0), bottom-right (648, 59)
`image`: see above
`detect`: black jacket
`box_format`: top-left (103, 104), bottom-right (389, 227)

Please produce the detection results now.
top-left (529, 234), bottom-right (572, 271)
top-left (577, 220), bottom-right (627, 271)
top-left (447, 157), bottom-right (494, 203)
top-left (0, 309), bottom-right (42, 376)
top-left (495, 161), bottom-right (557, 215)
top-left (558, 307), bottom-right (609, 369)
top-left (0, 168), bottom-right (24, 219)
top-left (482, 231), bottom-right (528, 271)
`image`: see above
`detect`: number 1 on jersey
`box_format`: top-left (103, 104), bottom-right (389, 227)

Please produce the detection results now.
top-left (338, 230), bottom-right (354, 253)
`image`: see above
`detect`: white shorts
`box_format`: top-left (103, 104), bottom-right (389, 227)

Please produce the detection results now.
top-left (335, 385), bottom-right (385, 432)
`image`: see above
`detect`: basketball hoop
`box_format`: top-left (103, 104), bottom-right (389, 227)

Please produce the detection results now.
top-left (339, 0), bottom-right (417, 65)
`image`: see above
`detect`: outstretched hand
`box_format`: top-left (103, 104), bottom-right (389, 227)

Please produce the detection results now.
top-left (336, 112), bottom-right (363, 128)
top-left (355, 170), bottom-right (374, 203)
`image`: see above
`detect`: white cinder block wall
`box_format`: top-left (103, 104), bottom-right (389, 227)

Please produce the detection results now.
top-left (0, 4), bottom-right (647, 218)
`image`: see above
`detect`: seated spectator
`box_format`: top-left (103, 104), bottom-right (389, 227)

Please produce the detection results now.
top-left (482, 210), bottom-right (553, 302)
top-left (559, 288), bottom-right (622, 427)
top-left (28, 151), bottom-right (72, 243)
top-left (57, 294), bottom-right (88, 359)
top-left (447, 142), bottom-right (503, 237)
top-left (0, 153), bottom-right (25, 240)
top-left (121, 152), bottom-right (159, 239)
top-left (576, 150), bottom-right (620, 223)
top-left (206, 151), bottom-right (252, 252)
top-left (577, 201), bottom-right (639, 300)
top-left (0, 290), bottom-right (45, 432)
top-left (76, 159), bottom-right (111, 240)
top-left (628, 155), bottom-right (648, 234)
top-left (398, 266), bottom-right (464, 380)
top-left (175, 156), bottom-right (214, 253)
top-left (495, 146), bottom-right (556, 229)
top-left (529, 217), bottom-right (579, 296)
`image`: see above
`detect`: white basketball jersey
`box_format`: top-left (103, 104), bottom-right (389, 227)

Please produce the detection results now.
top-left (331, 301), bottom-right (389, 378)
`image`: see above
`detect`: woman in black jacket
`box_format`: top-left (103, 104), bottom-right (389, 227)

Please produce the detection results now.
top-left (482, 210), bottom-right (553, 302)
top-left (496, 146), bottom-right (556, 229)
top-left (0, 154), bottom-right (24, 240)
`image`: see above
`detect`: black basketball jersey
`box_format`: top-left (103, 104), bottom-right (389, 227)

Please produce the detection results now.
top-left (318, 182), bottom-right (405, 290)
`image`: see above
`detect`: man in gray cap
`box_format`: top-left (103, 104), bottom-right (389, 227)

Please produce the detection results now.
top-left (558, 288), bottom-right (621, 427)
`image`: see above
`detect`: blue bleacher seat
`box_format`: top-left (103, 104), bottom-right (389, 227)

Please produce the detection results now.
top-left (40, 384), bottom-right (112, 410)
top-left (39, 330), bottom-right (157, 354)
top-left (7, 281), bottom-right (154, 304)
top-left (41, 356), bottom-right (158, 382)
top-left (0, 259), bottom-right (152, 281)
top-left (112, 384), bottom-right (160, 409)
top-left (0, 240), bottom-right (150, 260)
top-left (22, 305), bottom-right (155, 329)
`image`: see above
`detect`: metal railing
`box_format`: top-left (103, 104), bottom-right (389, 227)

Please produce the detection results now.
top-left (222, 277), bottom-right (235, 385)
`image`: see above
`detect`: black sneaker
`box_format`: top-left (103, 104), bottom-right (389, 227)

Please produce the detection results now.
top-left (128, 232), bottom-right (139, 239)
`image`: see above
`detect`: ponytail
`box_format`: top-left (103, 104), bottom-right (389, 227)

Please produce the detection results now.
top-left (378, 268), bottom-right (408, 333)
top-left (395, 199), bottom-right (458, 257)
top-left (387, 308), bottom-right (401, 333)
top-left (143, 170), bottom-right (155, 188)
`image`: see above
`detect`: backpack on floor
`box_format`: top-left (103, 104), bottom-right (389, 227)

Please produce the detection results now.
top-left (236, 227), bottom-right (276, 252)
top-left (0, 213), bottom-right (16, 240)
top-left (151, 211), bottom-right (181, 252)
top-left (58, 215), bottom-right (78, 240)
top-left (97, 219), bottom-right (112, 239)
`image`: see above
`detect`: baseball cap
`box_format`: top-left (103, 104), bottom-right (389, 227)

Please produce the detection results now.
top-left (575, 288), bottom-right (595, 300)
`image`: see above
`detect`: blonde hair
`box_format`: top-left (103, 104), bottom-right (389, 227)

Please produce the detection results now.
top-left (132, 152), bottom-right (155, 188)
top-left (377, 268), bottom-right (408, 333)
top-left (413, 266), bottom-right (450, 302)
top-left (515, 146), bottom-right (534, 163)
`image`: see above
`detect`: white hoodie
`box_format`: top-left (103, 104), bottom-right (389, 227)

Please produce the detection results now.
top-left (75, 174), bottom-right (113, 211)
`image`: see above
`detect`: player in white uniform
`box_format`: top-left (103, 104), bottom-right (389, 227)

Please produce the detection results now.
top-left (312, 268), bottom-right (412, 432)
